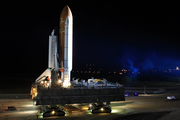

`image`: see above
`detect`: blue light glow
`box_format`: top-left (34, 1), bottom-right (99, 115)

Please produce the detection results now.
top-left (120, 46), bottom-right (180, 76)
top-left (127, 58), bottom-right (139, 75)
top-left (134, 92), bottom-right (138, 96)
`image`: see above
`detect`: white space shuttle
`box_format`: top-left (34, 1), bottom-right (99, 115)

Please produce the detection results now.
top-left (35, 29), bottom-right (59, 84)
top-left (35, 5), bottom-right (73, 88)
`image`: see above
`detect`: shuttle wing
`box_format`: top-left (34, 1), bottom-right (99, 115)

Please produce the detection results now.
top-left (35, 69), bottom-right (51, 83)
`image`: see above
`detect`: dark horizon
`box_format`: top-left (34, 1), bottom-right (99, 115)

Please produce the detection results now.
top-left (1, 1), bottom-right (180, 80)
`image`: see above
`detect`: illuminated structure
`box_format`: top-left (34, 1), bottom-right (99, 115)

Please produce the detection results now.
top-left (35, 29), bottom-right (59, 87)
top-left (32, 6), bottom-right (125, 116)
top-left (35, 6), bottom-right (73, 87)
top-left (59, 5), bottom-right (73, 87)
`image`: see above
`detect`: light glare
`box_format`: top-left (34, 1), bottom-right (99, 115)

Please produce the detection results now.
top-left (63, 80), bottom-right (71, 88)
top-left (51, 111), bottom-right (55, 114)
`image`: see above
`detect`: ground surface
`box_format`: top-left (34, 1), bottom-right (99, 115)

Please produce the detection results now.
top-left (1, 87), bottom-right (180, 119)
top-left (114, 112), bottom-right (171, 120)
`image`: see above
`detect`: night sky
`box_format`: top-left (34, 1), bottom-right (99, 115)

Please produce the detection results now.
top-left (1, 0), bottom-right (180, 80)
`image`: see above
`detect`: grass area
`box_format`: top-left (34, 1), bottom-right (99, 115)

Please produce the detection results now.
top-left (114, 111), bottom-right (171, 120)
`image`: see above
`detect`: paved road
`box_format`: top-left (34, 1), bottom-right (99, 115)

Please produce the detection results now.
top-left (0, 99), bottom-right (38, 120)
top-left (1, 88), bottom-right (180, 119)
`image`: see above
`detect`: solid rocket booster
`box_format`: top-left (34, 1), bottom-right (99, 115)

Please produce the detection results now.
top-left (59, 5), bottom-right (73, 85)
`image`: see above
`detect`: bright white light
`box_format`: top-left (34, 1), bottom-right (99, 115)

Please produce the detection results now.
top-left (100, 108), bottom-right (104, 111)
top-left (47, 83), bottom-right (49, 86)
top-left (41, 81), bottom-right (43, 83)
top-left (63, 80), bottom-right (71, 88)
top-left (111, 109), bottom-right (122, 113)
top-left (51, 111), bottom-right (55, 114)
top-left (89, 104), bottom-right (92, 107)
top-left (58, 80), bottom-right (62, 83)
top-left (111, 110), bottom-right (117, 113)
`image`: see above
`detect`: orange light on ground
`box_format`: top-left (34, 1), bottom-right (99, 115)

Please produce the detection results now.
top-left (81, 106), bottom-right (88, 110)
top-left (119, 73), bottom-right (122, 75)
top-left (176, 66), bottom-right (179, 70)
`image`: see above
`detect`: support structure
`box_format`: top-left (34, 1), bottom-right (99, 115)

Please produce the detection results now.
top-left (36, 87), bottom-right (125, 105)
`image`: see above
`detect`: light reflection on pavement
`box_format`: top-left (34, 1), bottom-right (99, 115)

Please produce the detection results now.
top-left (1, 91), bottom-right (180, 119)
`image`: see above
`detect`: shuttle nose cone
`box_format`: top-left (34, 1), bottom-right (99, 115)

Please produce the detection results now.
top-left (60, 5), bottom-right (72, 21)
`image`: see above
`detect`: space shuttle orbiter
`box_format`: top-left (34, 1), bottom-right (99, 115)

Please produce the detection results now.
top-left (35, 29), bottom-right (59, 85)
top-left (35, 5), bottom-right (73, 88)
